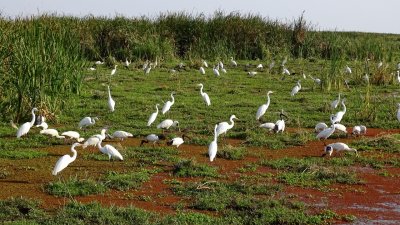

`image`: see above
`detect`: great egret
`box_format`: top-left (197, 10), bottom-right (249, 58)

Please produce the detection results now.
top-left (290, 80), bottom-right (301, 96)
top-left (259, 122), bottom-right (275, 131)
top-left (40, 128), bottom-right (65, 139)
top-left (97, 140), bottom-right (123, 161)
top-left (162, 92), bottom-right (175, 114)
top-left (95, 61), bottom-right (104, 65)
top-left (111, 65), bottom-right (117, 75)
top-left (147, 104), bottom-right (160, 126)
top-left (396, 71), bottom-right (400, 83)
top-left (208, 124), bottom-right (218, 162)
top-left (331, 99), bottom-right (346, 124)
top-left (216, 115), bottom-right (238, 136)
top-left (221, 68), bottom-right (227, 74)
top-left (345, 65), bottom-right (352, 74)
top-left (248, 71), bottom-right (257, 76)
top-left (83, 128), bottom-right (107, 148)
top-left (230, 57), bottom-right (237, 67)
top-left (52, 143), bottom-right (81, 175)
top-left (316, 124), bottom-right (336, 143)
top-left (202, 59), bottom-right (208, 68)
top-left (218, 61), bottom-right (224, 69)
top-left (124, 58), bottom-right (131, 68)
top-left (322, 142), bottom-right (358, 157)
top-left (61, 131), bottom-right (85, 142)
top-left (352, 126), bottom-right (361, 136)
top-left (256, 64), bottom-right (263, 69)
top-left (331, 93), bottom-right (341, 109)
top-left (213, 66), bottom-right (220, 77)
top-left (199, 67), bottom-right (206, 75)
top-left (283, 68), bottom-right (290, 75)
top-left (167, 134), bottom-right (189, 148)
top-left (16, 107), bottom-right (38, 138)
top-left (256, 91), bottom-right (273, 120)
top-left (333, 123), bottom-right (347, 134)
top-left (157, 119), bottom-right (179, 131)
top-left (107, 86), bottom-right (115, 112)
top-left (308, 75), bottom-right (321, 85)
top-left (397, 103), bottom-right (400, 122)
top-left (140, 134), bottom-right (166, 147)
top-left (107, 130), bottom-right (133, 141)
top-left (315, 122), bottom-right (328, 133)
top-left (78, 117), bottom-right (98, 129)
top-left (377, 61), bottom-right (383, 69)
top-left (273, 110), bottom-right (288, 133)
top-left (197, 84), bottom-right (211, 106)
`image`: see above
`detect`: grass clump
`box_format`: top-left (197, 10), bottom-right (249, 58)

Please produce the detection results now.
top-left (173, 159), bottom-right (218, 178)
top-left (103, 169), bottom-right (157, 191)
top-left (0, 149), bottom-right (48, 159)
top-left (125, 146), bottom-right (180, 166)
top-left (245, 130), bottom-right (313, 149)
top-left (352, 134), bottom-right (400, 153)
top-left (217, 145), bottom-right (247, 160)
top-left (0, 197), bottom-right (47, 223)
top-left (45, 176), bottom-right (107, 197)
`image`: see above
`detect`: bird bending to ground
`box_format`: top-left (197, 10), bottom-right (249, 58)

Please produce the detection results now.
top-left (97, 140), bottom-right (123, 161)
top-left (198, 83), bottom-right (211, 106)
top-left (208, 124), bottom-right (218, 162)
top-left (16, 107), bottom-right (38, 138)
top-left (162, 92), bottom-right (175, 114)
top-left (256, 91), bottom-right (273, 120)
top-left (78, 117), bottom-right (98, 129)
top-left (316, 124), bottom-right (336, 144)
top-left (167, 134), bottom-right (189, 148)
top-left (52, 143), bottom-right (81, 175)
top-left (140, 134), bottom-right (166, 147)
top-left (83, 128), bottom-right (107, 148)
top-left (61, 131), bottom-right (85, 142)
top-left (315, 122), bottom-right (328, 133)
top-left (157, 119), bottom-right (179, 132)
top-left (322, 142), bottom-right (358, 157)
top-left (107, 130), bottom-right (133, 141)
top-left (259, 122), bottom-right (275, 131)
top-left (40, 128), bottom-right (65, 139)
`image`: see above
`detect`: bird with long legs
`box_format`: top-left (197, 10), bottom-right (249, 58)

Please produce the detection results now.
top-left (197, 83), bottom-right (211, 106)
top-left (16, 107), bottom-right (38, 138)
top-left (52, 143), bottom-right (81, 175)
top-left (256, 91), bottom-right (273, 121)
top-left (162, 92), bottom-right (175, 114)
top-left (208, 124), bottom-right (218, 162)
top-left (147, 104), bottom-right (160, 126)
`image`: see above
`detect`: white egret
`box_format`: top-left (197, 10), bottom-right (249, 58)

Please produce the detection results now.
top-left (202, 59), bottom-right (208, 68)
top-left (144, 65), bottom-right (152, 75)
top-left (218, 61), bottom-right (224, 69)
top-left (124, 58), bottom-right (131, 68)
top-left (283, 68), bottom-right (290, 75)
top-left (377, 61), bottom-right (383, 69)
top-left (97, 140), bottom-right (123, 161)
top-left (345, 65), bottom-right (352, 74)
top-left (157, 119), bottom-right (179, 131)
top-left (256, 91), bottom-right (273, 120)
top-left (16, 107), bottom-right (38, 138)
top-left (89, 67), bottom-right (96, 71)
top-left (316, 124), bottom-right (336, 144)
top-left (167, 134), bottom-right (189, 148)
top-left (40, 128), bottom-right (65, 139)
top-left (111, 65), bottom-right (117, 75)
top-left (396, 71), bottom-right (400, 83)
top-left (199, 67), bottom-right (206, 75)
top-left (107, 86), bottom-right (115, 112)
top-left (61, 131), bottom-right (85, 142)
top-left (248, 71), bottom-right (257, 76)
top-left (273, 110), bottom-right (288, 133)
top-left (213, 66), bottom-right (220, 77)
top-left (78, 117), bottom-right (98, 129)
top-left (83, 128), bottom-right (107, 148)
top-left (315, 122), bottom-right (328, 133)
top-left (162, 92), bottom-right (175, 114)
top-left (140, 134), bottom-right (166, 147)
top-left (331, 93), bottom-right (341, 109)
top-left (147, 104), bottom-right (160, 126)
top-left (52, 143), bottom-right (81, 175)
top-left (143, 60), bottom-right (149, 71)
top-left (256, 64), bottom-right (263, 69)
top-left (290, 80), bottom-right (301, 96)
top-left (331, 99), bottom-right (346, 124)
top-left (308, 75), bottom-right (321, 85)
top-left (359, 125), bottom-right (367, 135)
top-left (95, 61), bottom-right (104, 65)
top-left (259, 122), bottom-right (275, 131)
top-left (208, 124), bottom-right (218, 162)
top-left (352, 126), bottom-right (361, 136)
top-left (107, 130), bottom-right (133, 141)
top-left (333, 123), bottom-right (347, 134)
top-left (221, 68), bottom-right (227, 73)
top-left (397, 63), bottom-right (400, 70)
top-left (322, 142), bottom-right (358, 157)
top-left (216, 115), bottom-right (238, 136)
top-left (230, 57), bottom-right (237, 67)
top-left (197, 83), bottom-right (211, 106)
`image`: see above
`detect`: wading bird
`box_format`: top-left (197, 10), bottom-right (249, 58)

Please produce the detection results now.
top-left (208, 124), bottom-right (218, 162)
top-left (283, 68), bottom-right (290, 75)
top-left (61, 131), bottom-right (85, 142)
top-left (111, 65), bottom-right (117, 75)
top-left (197, 83), bottom-right (211, 106)
top-left (333, 123), bottom-right (347, 134)
top-left (124, 58), bottom-right (131, 68)
top-left (259, 122), bottom-right (276, 131)
top-left (78, 117), bottom-right (98, 129)
top-left (52, 143), bottom-right (81, 175)
top-left (230, 57), bottom-right (237, 67)
top-left (315, 122), bottom-right (328, 133)
top-left (213, 66), bottom-right (220, 77)
top-left (316, 124), bottom-right (336, 144)
top-left (248, 71), bottom-right (257, 76)
top-left (202, 59), bottom-right (208, 68)
top-left (140, 134), bottom-right (166, 147)
top-left (167, 134), bottom-right (189, 148)
top-left (16, 107), bottom-right (38, 138)
top-left (331, 93), bottom-right (341, 109)
top-left (83, 128), bottom-right (107, 148)
top-left (331, 99), bottom-right (346, 124)
top-left (322, 142), bottom-right (358, 157)
top-left (199, 67), bottom-right (206, 75)
top-left (162, 92), bottom-right (175, 114)
top-left (107, 130), bottom-right (133, 141)
top-left (216, 115), bottom-right (238, 137)
top-left (40, 128), bottom-right (65, 139)
top-left (256, 91), bottom-right (273, 120)
top-left (147, 104), bottom-right (160, 126)
top-left (290, 80), bottom-right (301, 96)
top-left (309, 75), bottom-right (321, 85)
top-left (107, 86), bottom-right (115, 112)
top-left (97, 140), bottom-right (123, 161)
top-left (157, 119), bottom-right (179, 132)
top-left (273, 110), bottom-right (288, 133)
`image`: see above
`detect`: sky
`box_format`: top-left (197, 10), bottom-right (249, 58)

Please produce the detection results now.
top-left (1, 0), bottom-right (399, 34)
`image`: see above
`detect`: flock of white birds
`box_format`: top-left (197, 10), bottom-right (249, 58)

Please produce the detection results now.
top-left (11, 58), bottom-right (400, 176)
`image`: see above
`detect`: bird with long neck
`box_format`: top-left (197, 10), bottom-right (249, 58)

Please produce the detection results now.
top-left (216, 115), bottom-right (238, 137)
top-left (208, 124), bottom-right (218, 162)
top-left (16, 107), bottom-right (38, 138)
top-left (107, 85), bottom-right (115, 112)
top-left (52, 143), bottom-right (81, 175)
top-left (331, 99), bottom-right (346, 124)
top-left (198, 83), bottom-right (211, 106)
top-left (147, 104), bottom-right (160, 126)
top-left (162, 92), bottom-right (175, 114)
top-left (256, 91), bottom-right (273, 120)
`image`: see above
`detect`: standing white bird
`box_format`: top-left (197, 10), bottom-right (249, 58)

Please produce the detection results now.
top-left (290, 80), bottom-right (301, 96)
top-left (111, 65), bottom-right (117, 75)
top-left (157, 119), bottom-right (179, 131)
top-left (345, 65), bottom-right (352, 74)
top-left (315, 122), bottom-right (328, 133)
top-left (273, 110), bottom-right (288, 133)
top-left (107, 86), bottom-right (115, 112)
top-left (147, 104), bottom-right (160, 126)
top-left (331, 93), bottom-right (341, 109)
top-left (107, 130), bottom-right (133, 141)
top-left (256, 64), bottom-right (263, 69)
top-left (52, 143), bottom-right (81, 175)
top-left (213, 66), bottom-right (220, 77)
top-left (124, 58), bottom-right (131, 68)
top-left (202, 59), bottom-right (208, 68)
top-left (331, 99), bottom-right (346, 124)
top-left (256, 91), bottom-right (273, 120)
top-left (397, 103), bottom-right (400, 122)
top-left (218, 61), bottom-right (224, 69)
top-left (308, 75), bottom-right (321, 85)
top-left (396, 71), bottom-right (400, 83)
top-left (230, 57), bottom-right (237, 67)
top-left (208, 124), bottom-right (218, 162)
top-left (140, 134), bottom-right (166, 147)
top-left (322, 142), bottom-right (358, 157)
top-left (199, 67), bottom-right (206, 75)
top-left (283, 68), bottom-right (290, 75)
top-left (221, 68), bottom-right (227, 73)
top-left (216, 115), bottom-right (238, 136)
top-left (167, 134), bottom-right (189, 148)
top-left (83, 128), bottom-right (107, 148)
top-left (97, 140), bottom-right (123, 161)
top-left (16, 107), bottom-right (38, 138)
top-left (40, 128), bottom-right (65, 139)
top-left (197, 83), bottom-right (211, 106)
top-left (162, 92), bottom-right (175, 114)
top-left (61, 131), bottom-right (85, 142)
top-left (316, 124), bottom-right (336, 143)
top-left (78, 117), bottom-right (98, 129)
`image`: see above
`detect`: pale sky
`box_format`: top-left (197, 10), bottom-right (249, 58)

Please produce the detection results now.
top-left (1, 0), bottom-right (399, 34)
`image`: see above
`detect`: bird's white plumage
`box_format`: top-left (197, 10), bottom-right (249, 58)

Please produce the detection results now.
top-left (208, 124), bottom-right (218, 162)
top-left (290, 81), bottom-right (301, 96)
top-left (108, 130), bottom-right (132, 141)
top-left (309, 75), bottom-right (321, 85)
top-left (199, 67), bottom-right (206, 75)
top-left (397, 103), bottom-right (400, 122)
top-left (111, 65), bottom-right (117, 75)
top-left (283, 68), bottom-right (290, 75)
top-left (97, 141), bottom-right (123, 161)
top-left (198, 83), bottom-right (211, 106)
top-left (157, 119), bottom-right (179, 130)
top-left (324, 142), bottom-right (357, 156)
top-left (213, 66), bottom-right (220, 76)
top-left (202, 60), bottom-right (208, 68)
top-left (315, 122), bottom-right (328, 133)
top-left (107, 86), bottom-right (115, 112)
top-left (40, 128), bottom-right (65, 139)
top-left (162, 93), bottom-right (175, 114)
top-left (274, 119), bottom-right (285, 133)
top-left (331, 100), bottom-right (346, 124)
top-left (352, 126), bottom-right (361, 135)
top-left (333, 124), bottom-right (347, 133)
top-left (316, 124), bottom-right (336, 140)
top-left (83, 129), bottom-right (106, 148)
top-left (345, 65), bottom-right (352, 74)
top-left (61, 131), bottom-right (84, 142)
top-left (147, 104), bottom-right (159, 126)
top-left (260, 122), bottom-right (275, 131)
top-left (52, 143), bottom-right (81, 175)
top-left (248, 71), bottom-right (257, 76)
top-left (216, 115), bottom-right (237, 136)
top-left (256, 64), bottom-right (263, 69)
top-left (78, 117), bottom-right (97, 129)
top-left (230, 57), bottom-right (237, 67)
top-left (256, 91), bottom-right (273, 120)
top-left (331, 93), bottom-right (341, 109)
top-left (16, 108), bottom-right (38, 138)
